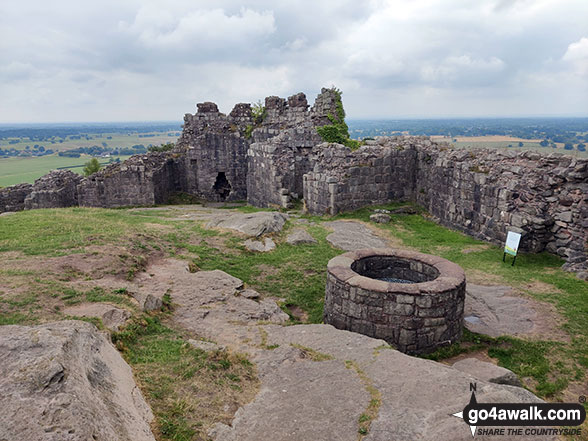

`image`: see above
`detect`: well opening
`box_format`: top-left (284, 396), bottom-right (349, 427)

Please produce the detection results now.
top-left (324, 249), bottom-right (466, 355)
top-left (351, 256), bottom-right (439, 284)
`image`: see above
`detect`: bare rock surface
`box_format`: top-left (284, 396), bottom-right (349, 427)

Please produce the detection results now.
top-left (464, 284), bottom-right (537, 337)
top-left (127, 259), bottom-right (551, 441)
top-left (188, 339), bottom-right (226, 352)
top-left (207, 211), bottom-right (288, 237)
top-left (286, 228), bottom-right (317, 245)
top-left (210, 358), bottom-right (369, 441)
top-left (0, 320), bottom-right (155, 441)
top-left (210, 324), bottom-right (551, 441)
top-left (171, 270), bottom-right (289, 344)
top-left (63, 303), bottom-right (131, 331)
top-left (452, 358), bottom-right (522, 387)
top-left (323, 220), bottom-right (388, 250)
top-left (244, 237), bottom-right (276, 252)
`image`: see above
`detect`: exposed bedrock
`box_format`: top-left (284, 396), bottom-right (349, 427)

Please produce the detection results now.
top-left (0, 320), bottom-right (155, 441)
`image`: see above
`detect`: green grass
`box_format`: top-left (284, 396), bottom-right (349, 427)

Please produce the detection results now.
top-left (0, 132), bottom-right (176, 152)
top-left (423, 330), bottom-right (564, 396)
top-left (170, 223), bottom-right (340, 323)
top-left (0, 154), bottom-right (132, 187)
top-left (0, 207), bottom-right (170, 255)
top-left (1, 203), bottom-right (586, 404)
top-left (0, 312), bottom-right (37, 325)
top-left (112, 315), bottom-right (258, 440)
top-left (60, 286), bottom-right (134, 307)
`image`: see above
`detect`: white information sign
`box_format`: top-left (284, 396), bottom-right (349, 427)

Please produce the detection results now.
top-left (504, 231), bottom-right (521, 256)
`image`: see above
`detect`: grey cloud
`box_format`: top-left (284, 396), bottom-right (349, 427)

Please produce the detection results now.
top-left (0, 0), bottom-right (587, 122)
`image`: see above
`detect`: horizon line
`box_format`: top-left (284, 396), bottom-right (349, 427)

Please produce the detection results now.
top-left (2, 115), bottom-right (588, 126)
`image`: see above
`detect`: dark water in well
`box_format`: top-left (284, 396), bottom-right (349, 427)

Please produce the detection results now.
top-left (376, 277), bottom-right (417, 284)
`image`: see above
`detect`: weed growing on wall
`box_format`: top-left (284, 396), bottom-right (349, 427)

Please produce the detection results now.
top-left (316, 87), bottom-right (360, 150)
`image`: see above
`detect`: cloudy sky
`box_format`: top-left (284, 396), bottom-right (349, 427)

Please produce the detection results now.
top-left (1, 0), bottom-right (587, 122)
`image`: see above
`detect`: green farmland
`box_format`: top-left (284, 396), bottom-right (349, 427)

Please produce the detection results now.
top-left (0, 154), bottom-right (132, 187)
top-left (0, 132), bottom-right (178, 152)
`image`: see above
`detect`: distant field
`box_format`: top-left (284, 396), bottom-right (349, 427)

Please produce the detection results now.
top-left (0, 131), bottom-right (178, 152)
top-left (431, 135), bottom-right (588, 157)
top-left (0, 154), bottom-right (132, 187)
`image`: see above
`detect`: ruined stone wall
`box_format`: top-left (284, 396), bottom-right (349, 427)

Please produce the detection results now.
top-left (175, 102), bottom-right (252, 201)
top-left (412, 143), bottom-right (588, 273)
top-left (0, 183), bottom-right (32, 213)
top-left (304, 142), bottom-right (416, 214)
top-left (77, 152), bottom-right (182, 208)
top-left (304, 137), bottom-right (588, 275)
top-left (246, 88), bottom-right (340, 207)
top-left (24, 170), bottom-right (83, 210)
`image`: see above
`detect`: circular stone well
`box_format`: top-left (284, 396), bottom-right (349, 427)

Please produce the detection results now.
top-left (324, 248), bottom-right (466, 354)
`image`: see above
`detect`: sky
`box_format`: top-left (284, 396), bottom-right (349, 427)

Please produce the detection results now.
top-left (1, 0), bottom-right (587, 122)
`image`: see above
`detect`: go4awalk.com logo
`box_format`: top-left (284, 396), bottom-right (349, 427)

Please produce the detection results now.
top-left (452, 383), bottom-right (586, 438)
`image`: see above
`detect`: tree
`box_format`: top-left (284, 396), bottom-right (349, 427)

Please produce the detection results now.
top-left (83, 158), bottom-right (102, 176)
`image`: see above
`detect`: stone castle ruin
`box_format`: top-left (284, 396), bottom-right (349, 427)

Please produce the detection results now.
top-left (1, 88), bottom-right (586, 276)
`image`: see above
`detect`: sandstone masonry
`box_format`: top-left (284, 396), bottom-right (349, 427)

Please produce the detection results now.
top-left (304, 137), bottom-right (587, 275)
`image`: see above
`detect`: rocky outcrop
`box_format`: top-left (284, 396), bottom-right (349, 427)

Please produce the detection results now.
top-left (210, 324), bottom-right (551, 441)
top-left (452, 358), bottom-right (522, 387)
top-left (206, 211), bottom-right (288, 237)
top-left (0, 320), bottom-right (155, 441)
top-left (286, 228), bottom-right (317, 245)
top-left (323, 220), bottom-right (388, 251)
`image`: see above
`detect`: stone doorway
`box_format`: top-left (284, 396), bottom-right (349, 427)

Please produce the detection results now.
top-left (213, 172), bottom-right (231, 201)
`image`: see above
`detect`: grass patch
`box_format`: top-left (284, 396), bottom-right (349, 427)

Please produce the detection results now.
top-left (0, 312), bottom-right (37, 325)
top-left (422, 330), bottom-right (568, 398)
top-left (290, 343), bottom-right (334, 361)
top-left (173, 223), bottom-right (340, 323)
top-left (60, 286), bottom-right (133, 307)
top-left (0, 207), bottom-right (170, 255)
top-left (113, 315), bottom-right (259, 440)
top-left (345, 360), bottom-right (381, 438)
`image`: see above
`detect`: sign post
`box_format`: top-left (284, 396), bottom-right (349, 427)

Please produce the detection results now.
top-left (503, 231), bottom-right (521, 266)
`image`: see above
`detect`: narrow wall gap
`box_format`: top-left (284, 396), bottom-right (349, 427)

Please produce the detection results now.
top-left (213, 172), bottom-right (231, 201)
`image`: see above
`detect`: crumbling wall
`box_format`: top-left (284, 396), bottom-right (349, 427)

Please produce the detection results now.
top-left (175, 102), bottom-right (252, 201)
top-left (412, 144), bottom-right (588, 273)
top-left (77, 152), bottom-right (182, 208)
top-left (246, 88), bottom-right (339, 207)
top-left (303, 142), bottom-right (416, 214)
top-left (304, 136), bottom-right (588, 275)
top-left (0, 183), bottom-right (33, 213)
top-left (24, 170), bottom-right (83, 210)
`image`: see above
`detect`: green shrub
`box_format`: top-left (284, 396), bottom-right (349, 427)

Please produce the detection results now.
top-left (315, 87), bottom-right (360, 150)
top-left (82, 158), bottom-right (101, 176)
top-left (251, 100), bottom-right (267, 125)
top-left (148, 143), bottom-right (175, 153)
